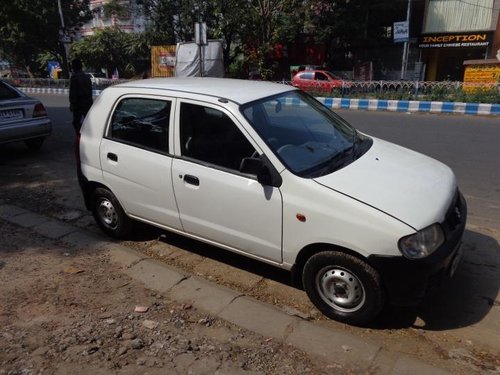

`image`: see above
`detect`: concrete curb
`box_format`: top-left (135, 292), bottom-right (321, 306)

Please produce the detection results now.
top-left (19, 86), bottom-right (500, 116)
top-left (0, 203), bottom-right (452, 374)
top-left (317, 97), bottom-right (500, 116)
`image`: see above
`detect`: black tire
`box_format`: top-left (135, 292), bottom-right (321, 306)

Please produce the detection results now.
top-left (302, 251), bottom-right (384, 326)
top-left (25, 137), bottom-right (44, 150)
top-left (91, 187), bottom-right (133, 238)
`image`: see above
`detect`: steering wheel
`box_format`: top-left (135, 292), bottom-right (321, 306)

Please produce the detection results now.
top-left (277, 144), bottom-right (294, 155)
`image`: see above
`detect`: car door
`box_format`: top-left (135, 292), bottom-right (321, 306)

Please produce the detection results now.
top-left (314, 72), bottom-right (331, 93)
top-left (171, 100), bottom-right (283, 263)
top-left (99, 95), bottom-right (183, 231)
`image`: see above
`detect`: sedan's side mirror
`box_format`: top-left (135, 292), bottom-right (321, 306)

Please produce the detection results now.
top-left (240, 155), bottom-right (282, 188)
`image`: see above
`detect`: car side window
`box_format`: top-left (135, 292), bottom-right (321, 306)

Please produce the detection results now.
top-left (110, 98), bottom-right (171, 153)
top-left (180, 102), bottom-right (256, 172)
top-left (300, 72), bottom-right (313, 80)
top-left (315, 72), bottom-right (328, 81)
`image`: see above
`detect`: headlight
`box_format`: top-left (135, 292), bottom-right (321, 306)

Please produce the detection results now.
top-left (398, 224), bottom-right (445, 259)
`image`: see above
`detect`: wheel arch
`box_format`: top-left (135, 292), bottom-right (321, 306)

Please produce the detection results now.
top-left (80, 179), bottom-right (112, 211)
top-left (290, 243), bottom-right (370, 288)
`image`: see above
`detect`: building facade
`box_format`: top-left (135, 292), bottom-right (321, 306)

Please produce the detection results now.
top-left (419, 0), bottom-right (500, 81)
top-left (78, 0), bottom-right (148, 38)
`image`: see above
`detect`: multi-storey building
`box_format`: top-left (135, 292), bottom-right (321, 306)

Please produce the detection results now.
top-left (78, 0), bottom-right (149, 38)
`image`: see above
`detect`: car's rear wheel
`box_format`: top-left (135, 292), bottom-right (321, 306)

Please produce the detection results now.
top-left (302, 251), bottom-right (384, 326)
top-left (25, 137), bottom-right (45, 150)
top-left (91, 187), bottom-right (133, 238)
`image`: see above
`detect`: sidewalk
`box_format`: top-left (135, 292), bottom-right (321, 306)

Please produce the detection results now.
top-left (0, 202), bottom-right (451, 374)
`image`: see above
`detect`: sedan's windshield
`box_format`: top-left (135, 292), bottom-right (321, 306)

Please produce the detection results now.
top-left (241, 91), bottom-right (371, 177)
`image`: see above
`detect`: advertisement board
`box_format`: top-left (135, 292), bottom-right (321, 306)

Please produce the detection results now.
top-left (419, 32), bottom-right (493, 49)
top-left (394, 21), bottom-right (409, 43)
top-left (463, 61), bottom-right (500, 91)
top-left (151, 45), bottom-right (176, 77)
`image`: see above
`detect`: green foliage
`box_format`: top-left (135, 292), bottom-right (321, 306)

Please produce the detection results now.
top-left (141, 0), bottom-right (304, 78)
top-left (70, 27), bottom-right (147, 78)
top-left (455, 87), bottom-right (500, 104)
top-left (103, 0), bottom-right (129, 19)
top-left (0, 0), bottom-right (92, 77)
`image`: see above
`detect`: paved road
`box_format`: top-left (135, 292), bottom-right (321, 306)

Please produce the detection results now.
top-left (1, 94), bottom-right (499, 372)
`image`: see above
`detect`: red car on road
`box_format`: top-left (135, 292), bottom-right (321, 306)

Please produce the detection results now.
top-left (292, 70), bottom-right (348, 94)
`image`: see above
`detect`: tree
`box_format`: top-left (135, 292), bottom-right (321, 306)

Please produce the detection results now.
top-left (238, 0), bottom-right (305, 79)
top-left (70, 27), bottom-right (148, 78)
top-left (0, 0), bottom-right (92, 77)
top-left (141, 0), bottom-right (305, 77)
top-left (307, 0), bottom-right (407, 70)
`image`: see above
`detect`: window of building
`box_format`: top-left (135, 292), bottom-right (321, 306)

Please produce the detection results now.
top-left (109, 98), bottom-right (171, 153)
top-left (424, 0), bottom-right (494, 33)
top-left (180, 102), bottom-right (256, 171)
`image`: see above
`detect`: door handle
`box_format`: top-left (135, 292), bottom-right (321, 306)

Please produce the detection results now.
top-left (107, 152), bottom-right (118, 162)
top-left (183, 174), bottom-right (199, 186)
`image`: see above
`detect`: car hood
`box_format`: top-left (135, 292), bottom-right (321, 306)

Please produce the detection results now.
top-left (313, 137), bottom-right (456, 230)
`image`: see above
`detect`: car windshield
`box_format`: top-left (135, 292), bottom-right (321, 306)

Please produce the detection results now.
top-left (241, 90), bottom-right (372, 178)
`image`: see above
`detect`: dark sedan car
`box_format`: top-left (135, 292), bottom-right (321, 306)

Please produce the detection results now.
top-left (0, 80), bottom-right (52, 150)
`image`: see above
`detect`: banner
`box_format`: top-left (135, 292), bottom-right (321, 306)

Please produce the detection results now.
top-left (394, 21), bottom-right (409, 43)
top-left (151, 45), bottom-right (176, 77)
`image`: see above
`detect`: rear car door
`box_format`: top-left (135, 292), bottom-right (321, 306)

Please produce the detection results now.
top-left (171, 100), bottom-right (283, 263)
top-left (99, 95), bottom-right (182, 230)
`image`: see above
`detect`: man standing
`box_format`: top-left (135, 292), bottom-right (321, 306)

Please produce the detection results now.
top-left (69, 59), bottom-right (93, 134)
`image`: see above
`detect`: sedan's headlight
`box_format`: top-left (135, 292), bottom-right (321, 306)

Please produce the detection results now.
top-left (398, 224), bottom-right (445, 259)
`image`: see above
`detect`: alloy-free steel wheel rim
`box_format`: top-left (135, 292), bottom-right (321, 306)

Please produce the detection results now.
top-left (315, 266), bottom-right (366, 313)
top-left (97, 198), bottom-right (118, 229)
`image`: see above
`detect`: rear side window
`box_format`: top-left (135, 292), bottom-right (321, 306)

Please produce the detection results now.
top-left (298, 72), bottom-right (313, 80)
top-left (109, 98), bottom-right (171, 153)
top-left (0, 81), bottom-right (21, 100)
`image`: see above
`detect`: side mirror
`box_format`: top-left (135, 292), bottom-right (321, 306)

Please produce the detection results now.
top-left (240, 157), bottom-right (263, 175)
top-left (240, 156), bottom-right (282, 188)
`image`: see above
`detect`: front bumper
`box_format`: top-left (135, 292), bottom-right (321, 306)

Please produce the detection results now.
top-left (368, 190), bottom-right (467, 306)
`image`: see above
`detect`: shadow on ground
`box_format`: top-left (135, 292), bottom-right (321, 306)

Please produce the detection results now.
top-left (132, 225), bottom-right (500, 332)
top-left (369, 229), bottom-right (499, 330)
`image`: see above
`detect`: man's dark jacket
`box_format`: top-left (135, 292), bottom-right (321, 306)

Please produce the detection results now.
top-left (69, 71), bottom-right (93, 112)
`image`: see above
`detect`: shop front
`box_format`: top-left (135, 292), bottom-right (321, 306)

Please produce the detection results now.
top-left (419, 31), bottom-right (494, 81)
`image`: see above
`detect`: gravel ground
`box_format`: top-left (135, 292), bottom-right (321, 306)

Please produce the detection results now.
top-left (0, 219), bottom-right (353, 375)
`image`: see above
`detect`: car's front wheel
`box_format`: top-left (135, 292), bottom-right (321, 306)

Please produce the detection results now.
top-left (302, 251), bottom-right (384, 325)
top-left (91, 187), bottom-right (133, 238)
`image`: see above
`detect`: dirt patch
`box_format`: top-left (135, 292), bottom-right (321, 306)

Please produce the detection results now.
top-left (0, 220), bottom-right (348, 374)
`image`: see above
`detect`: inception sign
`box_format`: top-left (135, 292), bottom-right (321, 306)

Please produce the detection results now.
top-left (419, 31), bottom-right (493, 49)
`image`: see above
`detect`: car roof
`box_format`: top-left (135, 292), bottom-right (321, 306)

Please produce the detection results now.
top-left (113, 77), bottom-right (296, 105)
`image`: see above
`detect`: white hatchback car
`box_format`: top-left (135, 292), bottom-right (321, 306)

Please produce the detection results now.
top-left (78, 78), bottom-right (466, 325)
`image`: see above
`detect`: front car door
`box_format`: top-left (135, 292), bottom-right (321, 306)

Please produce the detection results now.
top-left (171, 100), bottom-right (283, 263)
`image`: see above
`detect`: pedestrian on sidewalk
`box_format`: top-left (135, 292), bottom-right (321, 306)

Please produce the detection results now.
top-left (69, 59), bottom-right (93, 134)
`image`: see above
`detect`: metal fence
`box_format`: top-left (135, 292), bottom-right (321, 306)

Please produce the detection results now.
top-left (5, 77), bottom-right (500, 103)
